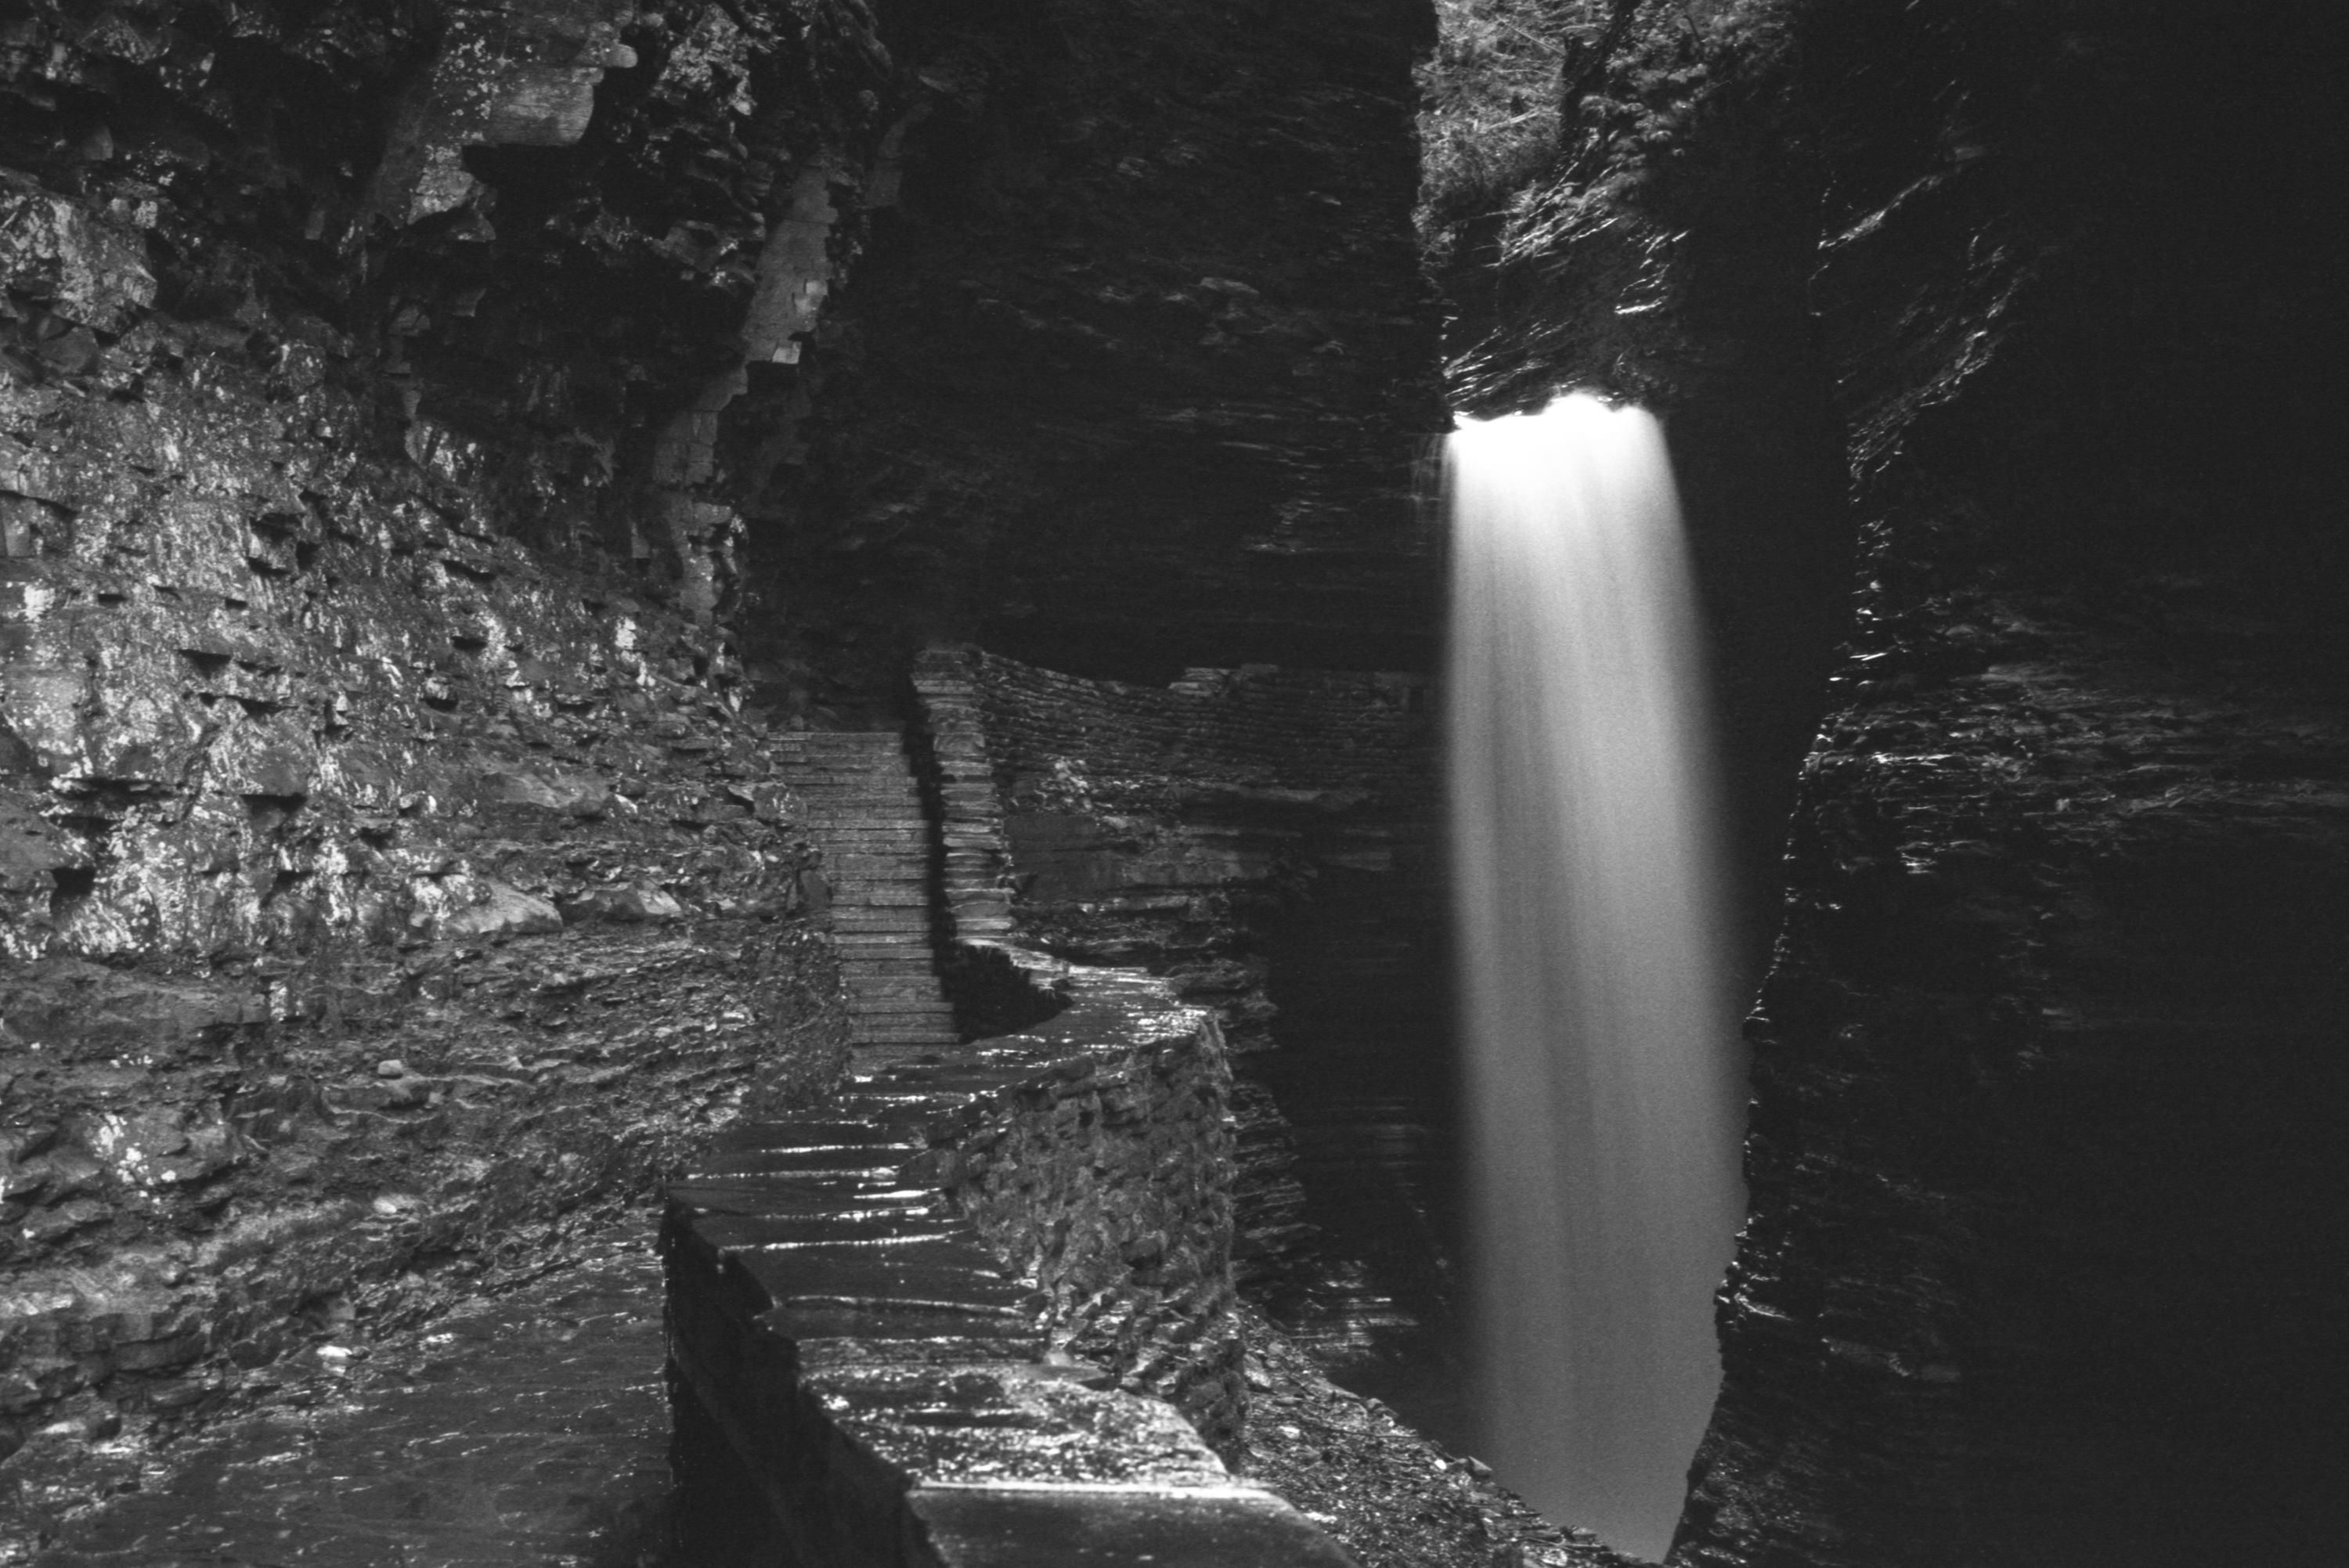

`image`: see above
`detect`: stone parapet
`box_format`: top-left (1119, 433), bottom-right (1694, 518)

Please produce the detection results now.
top-left (665, 967), bottom-right (1342, 1565)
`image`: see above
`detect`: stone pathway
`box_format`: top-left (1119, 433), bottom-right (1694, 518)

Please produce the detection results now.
top-left (784, 730), bottom-right (960, 1052)
top-left (19, 1224), bottom-right (669, 1568)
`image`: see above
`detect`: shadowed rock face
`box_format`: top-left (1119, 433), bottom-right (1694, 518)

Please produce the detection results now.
top-left (727, 0), bottom-right (1449, 704)
top-left (1431, 1), bottom-right (2349, 1563)
top-left (1, 0), bottom-right (894, 1503)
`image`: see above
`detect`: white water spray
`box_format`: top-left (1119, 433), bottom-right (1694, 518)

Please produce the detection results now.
top-left (1445, 394), bottom-right (1748, 1563)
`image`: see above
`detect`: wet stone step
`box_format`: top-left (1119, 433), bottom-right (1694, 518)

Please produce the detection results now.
top-left (670, 1173), bottom-right (936, 1212)
top-left (702, 1120), bottom-right (924, 1155)
top-left (689, 1211), bottom-right (977, 1252)
top-left (756, 1302), bottom-right (1048, 1355)
top-left (905, 1487), bottom-right (1359, 1568)
top-left (842, 888), bottom-right (932, 907)
top-left (822, 1365), bottom-right (1229, 1491)
top-left (727, 1239), bottom-right (1033, 1317)
top-left (667, 1178), bottom-right (939, 1220)
top-left (688, 1144), bottom-right (916, 1178)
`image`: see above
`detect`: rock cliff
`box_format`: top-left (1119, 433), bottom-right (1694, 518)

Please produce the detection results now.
top-left (1428, 2), bottom-right (2349, 1563)
top-left (0, 0), bottom-right (894, 1520)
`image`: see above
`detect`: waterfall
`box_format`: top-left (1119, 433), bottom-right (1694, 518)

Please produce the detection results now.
top-left (1445, 394), bottom-right (1748, 1563)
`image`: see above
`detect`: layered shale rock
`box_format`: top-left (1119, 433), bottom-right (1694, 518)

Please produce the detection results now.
top-left (0, 0), bottom-right (904, 1523)
top-left (1429, 2), bottom-right (2349, 1563)
top-left (731, 0), bottom-right (1448, 707)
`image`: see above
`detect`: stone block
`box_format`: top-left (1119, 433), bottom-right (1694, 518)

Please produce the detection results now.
top-left (905, 1486), bottom-right (1359, 1568)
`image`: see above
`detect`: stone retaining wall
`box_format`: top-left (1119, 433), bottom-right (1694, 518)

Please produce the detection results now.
top-left (663, 966), bottom-right (1344, 1566)
top-left (910, 645), bottom-right (1437, 1290)
top-left (922, 962), bottom-right (1246, 1454)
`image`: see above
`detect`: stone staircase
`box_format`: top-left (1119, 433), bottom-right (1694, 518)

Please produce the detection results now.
top-left (781, 730), bottom-right (960, 1052)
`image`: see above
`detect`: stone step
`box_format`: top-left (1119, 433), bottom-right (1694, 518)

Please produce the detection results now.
top-left (846, 992), bottom-right (948, 1007)
top-left (832, 918), bottom-right (933, 939)
top-left (850, 1009), bottom-right (958, 1033)
top-left (843, 971), bottom-right (948, 990)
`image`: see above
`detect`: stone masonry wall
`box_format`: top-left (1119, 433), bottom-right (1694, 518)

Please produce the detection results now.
top-left (662, 989), bottom-right (1349, 1568)
top-left (926, 965), bottom-right (1246, 1454)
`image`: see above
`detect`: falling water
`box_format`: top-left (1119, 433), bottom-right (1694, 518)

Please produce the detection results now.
top-left (1445, 394), bottom-right (1748, 1563)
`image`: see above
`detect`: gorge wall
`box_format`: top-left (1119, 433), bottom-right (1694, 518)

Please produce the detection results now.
top-left (0, 0), bottom-right (1463, 1555)
top-left (1427, 2), bottom-right (2348, 1563)
top-left (7, 0), bottom-right (2342, 1562)
top-left (0, 0), bottom-right (904, 1523)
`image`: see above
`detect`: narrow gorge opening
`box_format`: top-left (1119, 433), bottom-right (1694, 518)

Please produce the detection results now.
top-left (4, 0), bottom-right (2342, 1564)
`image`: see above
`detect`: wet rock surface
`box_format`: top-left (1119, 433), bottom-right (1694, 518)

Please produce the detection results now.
top-left (1, 0), bottom-right (902, 1503)
top-left (911, 647), bottom-right (1467, 1448)
top-left (1237, 1305), bottom-right (1626, 1568)
top-left (664, 983), bottom-right (1344, 1566)
top-left (9, 1218), bottom-right (669, 1566)
top-left (1429, 1), bottom-right (2349, 1562)
top-left (0, 0), bottom-right (1525, 1561)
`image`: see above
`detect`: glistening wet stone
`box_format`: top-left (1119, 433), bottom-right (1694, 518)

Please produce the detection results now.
top-left (664, 1025), bottom-right (1348, 1565)
top-left (23, 1224), bottom-right (669, 1568)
